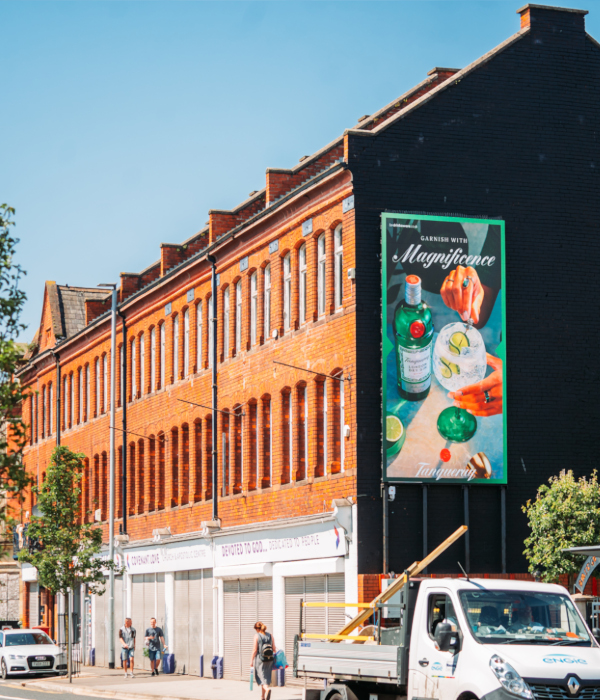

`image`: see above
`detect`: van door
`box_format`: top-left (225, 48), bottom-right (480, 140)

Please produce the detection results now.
top-left (410, 589), bottom-right (462, 700)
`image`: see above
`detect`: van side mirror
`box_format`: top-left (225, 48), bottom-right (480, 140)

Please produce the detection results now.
top-left (435, 622), bottom-right (460, 653)
top-left (592, 628), bottom-right (600, 644)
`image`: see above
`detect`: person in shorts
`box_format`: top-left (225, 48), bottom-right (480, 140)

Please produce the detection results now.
top-left (119, 618), bottom-right (136, 678)
top-left (145, 617), bottom-right (167, 676)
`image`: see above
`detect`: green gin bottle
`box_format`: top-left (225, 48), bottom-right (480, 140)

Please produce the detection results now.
top-left (394, 275), bottom-right (434, 401)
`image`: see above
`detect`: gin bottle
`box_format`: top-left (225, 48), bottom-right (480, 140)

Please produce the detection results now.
top-left (394, 275), bottom-right (434, 401)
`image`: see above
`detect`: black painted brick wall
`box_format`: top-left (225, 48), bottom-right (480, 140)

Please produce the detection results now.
top-left (351, 7), bottom-right (600, 575)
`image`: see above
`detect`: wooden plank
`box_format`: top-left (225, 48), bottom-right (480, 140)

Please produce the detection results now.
top-left (301, 633), bottom-right (374, 642)
top-left (334, 525), bottom-right (468, 640)
top-left (302, 602), bottom-right (374, 609)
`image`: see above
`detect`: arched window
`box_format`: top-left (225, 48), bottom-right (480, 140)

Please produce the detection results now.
top-left (317, 233), bottom-right (326, 316)
top-left (181, 423), bottom-right (189, 506)
top-left (63, 376), bottom-right (68, 430)
top-left (183, 309), bottom-right (190, 376)
top-left (103, 354), bottom-right (108, 413)
top-left (172, 315), bottom-right (179, 382)
top-left (78, 368), bottom-right (83, 424)
top-left (208, 296), bottom-right (214, 368)
top-left (95, 359), bottom-right (100, 416)
top-left (70, 373), bottom-right (74, 427)
top-left (131, 338), bottom-right (137, 400)
top-left (85, 364), bottom-right (90, 422)
top-left (139, 333), bottom-right (145, 396)
top-left (150, 327), bottom-right (156, 393)
top-left (299, 244), bottom-right (307, 324)
top-left (283, 253), bottom-right (291, 331)
top-left (250, 272), bottom-right (258, 346)
top-left (334, 225), bottom-right (343, 309)
top-left (196, 301), bottom-right (203, 370)
top-left (263, 264), bottom-right (271, 339)
top-left (49, 382), bottom-right (53, 435)
top-left (235, 282), bottom-right (242, 354)
top-left (223, 288), bottom-right (230, 359)
top-left (159, 323), bottom-right (166, 388)
top-left (42, 385), bottom-right (46, 438)
top-left (137, 439), bottom-right (145, 514)
top-left (262, 396), bottom-right (271, 488)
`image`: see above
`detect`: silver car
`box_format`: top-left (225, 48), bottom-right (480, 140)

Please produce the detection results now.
top-left (0, 629), bottom-right (66, 678)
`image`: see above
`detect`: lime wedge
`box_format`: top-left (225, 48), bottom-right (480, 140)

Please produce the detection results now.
top-left (449, 332), bottom-right (470, 355)
top-left (386, 415), bottom-right (404, 443)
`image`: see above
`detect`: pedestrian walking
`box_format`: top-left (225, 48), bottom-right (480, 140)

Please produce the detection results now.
top-left (144, 617), bottom-right (167, 676)
top-left (119, 618), bottom-right (136, 678)
top-left (250, 621), bottom-right (276, 700)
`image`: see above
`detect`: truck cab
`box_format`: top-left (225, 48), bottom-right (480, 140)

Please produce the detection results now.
top-left (296, 578), bottom-right (600, 700)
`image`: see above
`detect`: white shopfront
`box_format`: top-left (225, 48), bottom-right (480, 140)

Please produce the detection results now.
top-left (92, 500), bottom-right (356, 683)
top-left (214, 500), bottom-right (356, 683)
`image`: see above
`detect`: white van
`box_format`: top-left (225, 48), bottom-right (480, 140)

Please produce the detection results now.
top-left (295, 578), bottom-right (600, 700)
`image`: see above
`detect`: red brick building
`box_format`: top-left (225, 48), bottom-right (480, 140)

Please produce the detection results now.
top-left (15, 2), bottom-right (600, 681)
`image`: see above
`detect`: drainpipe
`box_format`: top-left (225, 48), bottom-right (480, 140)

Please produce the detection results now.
top-left (207, 254), bottom-right (218, 523)
top-left (118, 310), bottom-right (127, 535)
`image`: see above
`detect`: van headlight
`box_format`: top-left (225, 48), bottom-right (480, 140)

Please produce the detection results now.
top-left (490, 654), bottom-right (533, 699)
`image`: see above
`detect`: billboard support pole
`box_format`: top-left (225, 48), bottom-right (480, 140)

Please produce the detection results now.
top-left (382, 483), bottom-right (389, 575)
top-left (463, 485), bottom-right (470, 573)
top-left (501, 486), bottom-right (507, 573)
top-left (422, 485), bottom-right (428, 575)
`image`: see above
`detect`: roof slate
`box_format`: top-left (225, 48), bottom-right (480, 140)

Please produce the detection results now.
top-left (56, 286), bottom-right (110, 339)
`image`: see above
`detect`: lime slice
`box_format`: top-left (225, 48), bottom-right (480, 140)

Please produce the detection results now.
top-left (448, 361), bottom-right (460, 375)
top-left (440, 365), bottom-right (452, 379)
top-left (386, 415), bottom-right (404, 443)
top-left (449, 332), bottom-right (470, 355)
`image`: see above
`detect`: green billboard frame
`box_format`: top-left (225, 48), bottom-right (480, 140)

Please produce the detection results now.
top-left (381, 212), bottom-right (507, 485)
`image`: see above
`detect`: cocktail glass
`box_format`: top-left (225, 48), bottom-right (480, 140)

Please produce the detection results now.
top-left (432, 321), bottom-right (487, 443)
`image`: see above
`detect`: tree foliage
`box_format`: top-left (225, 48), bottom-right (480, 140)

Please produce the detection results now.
top-left (19, 446), bottom-right (112, 595)
top-left (0, 204), bottom-right (30, 513)
top-left (522, 470), bottom-right (600, 583)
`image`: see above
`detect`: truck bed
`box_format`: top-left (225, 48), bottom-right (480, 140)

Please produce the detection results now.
top-left (295, 639), bottom-right (403, 685)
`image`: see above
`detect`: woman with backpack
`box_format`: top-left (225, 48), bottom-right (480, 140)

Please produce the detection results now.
top-left (250, 621), bottom-right (276, 700)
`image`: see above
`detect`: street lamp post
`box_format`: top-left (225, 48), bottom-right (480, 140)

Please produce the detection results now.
top-left (99, 283), bottom-right (117, 669)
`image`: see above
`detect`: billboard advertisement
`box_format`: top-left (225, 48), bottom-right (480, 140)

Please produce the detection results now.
top-left (382, 213), bottom-right (506, 484)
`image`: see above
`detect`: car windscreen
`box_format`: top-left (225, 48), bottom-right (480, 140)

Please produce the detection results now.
top-left (459, 589), bottom-right (592, 646)
top-left (5, 632), bottom-right (53, 647)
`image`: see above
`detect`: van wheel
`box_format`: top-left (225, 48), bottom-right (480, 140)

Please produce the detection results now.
top-left (1, 658), bottom-right (8, 680)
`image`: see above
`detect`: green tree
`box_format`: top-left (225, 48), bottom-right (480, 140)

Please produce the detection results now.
top-left (522, 470), bottom-right (600, 585)
top-left (0, 204), bottom-right (30, 515)
top-left (18, 445), bottom-right (108, 593)
top-left (19, 446), bottom-right (115, 677)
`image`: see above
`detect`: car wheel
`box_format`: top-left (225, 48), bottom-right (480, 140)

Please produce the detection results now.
top-left (1, 658), bottom-right (8, 680)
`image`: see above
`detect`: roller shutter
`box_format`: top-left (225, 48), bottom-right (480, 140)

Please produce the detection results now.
top-left (94, 589), bottom-right (105, 667)
top-left (202, 570), bottom-right (213, 677)
top-left (284, 574), bottom-right (345, 684)
top-left (28, 583), bottom-right (39, 628)
top-left (174, 572), bottom-right (190, 674)
top-left (223, 580), bottom-right (240, 680)
top-left (188, 571), bottom-right (202, 676)
top-left (222, 578), bottom-right (272, 681)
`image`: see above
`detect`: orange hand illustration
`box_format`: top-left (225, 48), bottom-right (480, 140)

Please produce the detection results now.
top-left (449, 354), bottom-right (503, 417)
top-left (441, 265), bottom-right (485, 324)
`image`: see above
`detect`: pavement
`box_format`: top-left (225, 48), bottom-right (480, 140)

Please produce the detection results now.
top-left (3, 666), bottom-right (310, 700)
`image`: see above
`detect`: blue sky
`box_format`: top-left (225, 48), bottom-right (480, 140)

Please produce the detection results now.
top-left (3, 0), bottom-right (597, 341)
